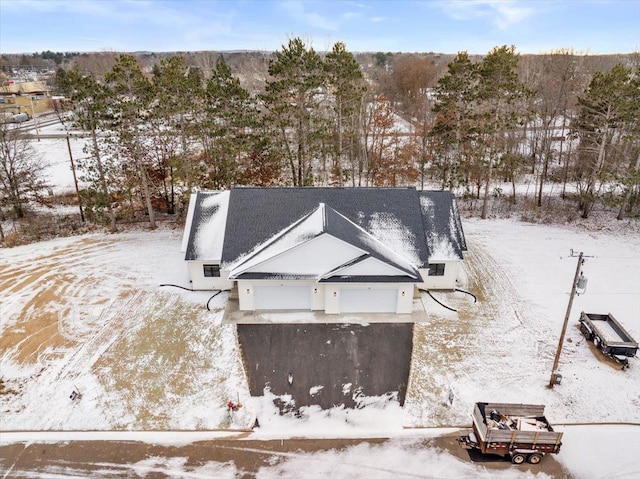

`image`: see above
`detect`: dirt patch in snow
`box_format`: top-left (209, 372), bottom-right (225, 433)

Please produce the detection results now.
top-left (0, 238), bottom-right (135, 365)
top-left (1, 231), bottom-right (251, 430)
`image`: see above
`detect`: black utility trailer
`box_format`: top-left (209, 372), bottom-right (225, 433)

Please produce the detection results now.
top-left (579, 312), bottom-right (638, 369)
top-left (458, 402), bottom-right (562, 465)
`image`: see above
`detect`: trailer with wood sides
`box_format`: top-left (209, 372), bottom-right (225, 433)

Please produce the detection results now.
top-left (458, 402), bottom-right (562, 465)
top-left (579, 312), bottom-right (638, 369)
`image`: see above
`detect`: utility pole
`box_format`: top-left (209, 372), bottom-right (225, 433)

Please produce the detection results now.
top-left (29, 96), bottom-right (41, 141)
top-left (549, 251), bottom-right (584, 388)
top-left (56, 106), bottom-right (85, 223)
top-left (66, 133), bottom-right (85, 222)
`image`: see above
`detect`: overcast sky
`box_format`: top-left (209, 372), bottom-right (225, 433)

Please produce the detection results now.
top-left (1, 0), bottom-right (638, 55)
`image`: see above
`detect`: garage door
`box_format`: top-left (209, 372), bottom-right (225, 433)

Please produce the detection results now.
top-left (340, 289), bottom-right (397, 313)
top-left (254, 285), bottom-right (312, 310)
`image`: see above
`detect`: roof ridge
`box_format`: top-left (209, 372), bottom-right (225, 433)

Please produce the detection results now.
top-left (227, 202), bottom-right (326, 277)
top-left (323, 205), bottom-right (419, 278)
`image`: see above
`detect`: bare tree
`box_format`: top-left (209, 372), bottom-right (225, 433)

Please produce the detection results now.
top-left (0, 121), bottom-right (49, 230)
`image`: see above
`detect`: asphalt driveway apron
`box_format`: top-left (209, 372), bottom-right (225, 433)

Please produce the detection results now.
top-left (237, 323), bottom-right (414, 410)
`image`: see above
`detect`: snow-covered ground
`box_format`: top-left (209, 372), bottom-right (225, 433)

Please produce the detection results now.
top-left (2, 216), bottom-right (639, 477)
top-left (2, 120), bottom-right (639, 477)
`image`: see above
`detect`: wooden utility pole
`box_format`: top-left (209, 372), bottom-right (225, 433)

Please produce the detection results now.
top-left (549, 251), bottom-right (584, 388)
top-left (66, 133), bottom-right (85, 222)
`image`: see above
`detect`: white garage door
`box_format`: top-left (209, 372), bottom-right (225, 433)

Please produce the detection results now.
top-left (340, 289), bottom-right (397, 313)
top-left (254, 285), bottom-right (312, 310)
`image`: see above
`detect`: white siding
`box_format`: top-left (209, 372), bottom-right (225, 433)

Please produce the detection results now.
top-left (243, 234), bottom-right (363, 276)
top-left (329, 256), bottom-right (408, 277)
top-left (419, 260), bottom-right (462, 290)
top-left (187, 261), bottom-right (234, 290)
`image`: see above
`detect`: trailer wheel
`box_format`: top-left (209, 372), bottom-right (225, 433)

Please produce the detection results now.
top-left (511, 453), bottom-right (526, 464)
top-left (594, 337), bottom-right (601, 348)
top-left (528, 453), bottom-right (543, 464)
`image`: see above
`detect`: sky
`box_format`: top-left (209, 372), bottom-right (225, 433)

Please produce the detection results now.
top-left (0, 0), bottom-right (638, 55)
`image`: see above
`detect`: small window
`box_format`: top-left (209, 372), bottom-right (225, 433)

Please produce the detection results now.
top-left (428, 263), bottom-right (445, 276)
top-left (203, 264), bottom-right (220, 277)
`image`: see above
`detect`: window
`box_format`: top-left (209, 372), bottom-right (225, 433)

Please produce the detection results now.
top-left (428, 263), bottom-right (445, 276)
top-left (203, 264), bottom-right (220, 277)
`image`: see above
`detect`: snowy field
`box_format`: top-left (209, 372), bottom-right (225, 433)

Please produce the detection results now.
top-left (2, 216), bottom-right (639, 477)
top-left (2, 122), bottom-right (640, 477)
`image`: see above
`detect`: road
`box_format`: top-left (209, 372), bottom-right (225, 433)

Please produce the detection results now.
top-left (0, 432), bottom-right (570, 478)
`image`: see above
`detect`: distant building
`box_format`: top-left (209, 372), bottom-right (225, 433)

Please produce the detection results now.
top-left (0, 80), bottom-right (53, 117)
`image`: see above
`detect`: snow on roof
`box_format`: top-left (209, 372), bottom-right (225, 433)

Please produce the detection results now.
top-left (426, 232), bottom-right (459, 261)
top-left (366, 212), bottom-right (421, 266)
top-left (325, 206), bottom-right (419, 278)
top-left (180, 193), bottom-right (197, 252)
top-left (228, 203), bottom-right (326, 276)
top-left (186, 188), bottom-right (465, 273)
top-left (221, 188), bottom-right (431, 269)
top-left (230, 202), bottom-right (420, 281)
top-left (419, 192), bottom-right (466, 261)
top-left (185, 191), bottom-right (230, 261)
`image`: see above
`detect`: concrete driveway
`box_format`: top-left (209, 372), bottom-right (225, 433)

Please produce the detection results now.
top-left (237, 323), bottom-right (413, 411)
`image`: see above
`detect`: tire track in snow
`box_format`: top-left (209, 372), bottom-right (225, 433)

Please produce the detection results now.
top-left (55, 292), bottom-right (145, 382)
top-left (406, 240), bottom-right (560, 426)
top-left (463, 242), bottom-right (557, 386)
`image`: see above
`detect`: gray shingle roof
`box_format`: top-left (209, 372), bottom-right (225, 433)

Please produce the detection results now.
top-left (184, 191), bottom-right (229, 261)
top-left (221, 187), bottom-right (431, 268)
top-left (185, 187), bottom-right (467, 272)
top-left (418, 190), bottom-right (467, 260)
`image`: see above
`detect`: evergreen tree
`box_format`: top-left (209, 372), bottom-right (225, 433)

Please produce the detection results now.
top-left (201, 58), bottom-right (257, 188)
top-left (574, 64), bottom-right (635, 218)
top-left (261, 38), bottom-right (327, 186)
top-left (151, 55), bottom-right (203, 212)
top-left (324, 42), bottom-right (367, 186)
top-left (616, 72), bottom-right (640, 219)
top-left (430, 52), bottom-right (479, 190)
top-left (57, 68), bottom-right (117, 231)
top-left (104, 54), bottom-right (157, 228)
top-left (477, 46), bottom-right (531, 218)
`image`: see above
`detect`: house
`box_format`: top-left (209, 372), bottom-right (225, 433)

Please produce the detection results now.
top-left (181, 187), bottom-right (466, 315)
top-left (0, 80), bottom-right (52, 117)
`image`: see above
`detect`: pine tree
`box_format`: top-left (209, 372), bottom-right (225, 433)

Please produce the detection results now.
top-left (574, 64), bottom-right (635, 218)
top-left (477, 46), bottom-right (531, 218)
top-left (56, 68), bottom-right (117, 231)
top-left (201, 58), bottom-right (257, 188)
top-left (324, 42), bottom-right (367, 186)
top-left (431, 52), bottom-right (479, 191)
top-left (104, 54), bottom-right (157, 229)
top-left (151, 55), bottom-right (204, 206)
top-left (261, 38), bottom-right (327, 186)
top-left (617, 72), bottom-right (640, 219)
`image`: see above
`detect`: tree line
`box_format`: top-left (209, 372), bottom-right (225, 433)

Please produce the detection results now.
top-left (1, 39), bottom-right (638, 238)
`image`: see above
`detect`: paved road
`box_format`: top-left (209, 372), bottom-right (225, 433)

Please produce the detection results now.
top-left (0, 433), bottom-right (570, 478)
top-left (237, 323), bottom-right (414, 410)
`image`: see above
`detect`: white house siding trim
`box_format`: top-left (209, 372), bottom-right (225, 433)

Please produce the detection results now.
top-left (325, 256), bottom-right (409, 278)
top-left (418, 260), bottom-right (462, 290)
top-left (239, 234), bottom-right (364, 277)
top-left (187, 261), bottom-right (234, 291)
